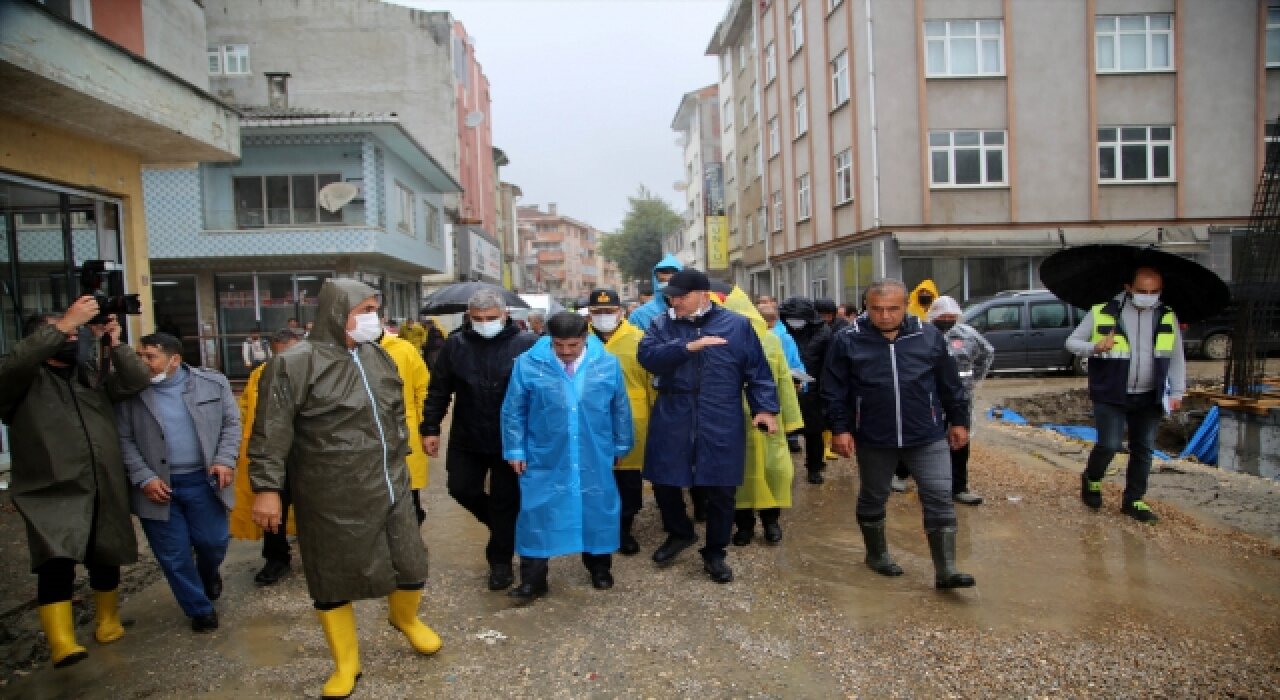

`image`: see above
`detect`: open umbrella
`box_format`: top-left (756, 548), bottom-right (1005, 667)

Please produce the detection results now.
top-left (421, 282), bottom-right (529, 315)
top-left (1038, 245), bottom-right (1229, 323)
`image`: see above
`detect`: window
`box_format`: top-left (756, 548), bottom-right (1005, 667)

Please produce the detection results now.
top-left (726, 151), bottom-right (736, 183)
top-left (722, 52), bottom-right (731, 78)
top-left (723, 98), bottom-right (733, 131)
top-left (835, 149), bottom-right (853, 204)
top-left (831, 50), bottom-right (850, 106)
top-left (744, 213), bottom-right (754, 245)
top-left (425, 203), bottom-right (440, 245)
top-left (790, 5), bottom-right (804, 55)
top-left (929, 130), bottom-right (1007, 187)
top-left (758, 205), bottom-right (767, 240)
top-left (741, 97), bottom-right (750, 131)
top-left (221, 44), bottom-right (251, 75)
top-left (742, 152), bottom-right (751, 181)
top-left (771, 191), bottom-right (783, 230)
top-left (828, 0), bottom-right (843, 11)
top-left (754, 144), bottom-right (763, 178)
top-left (796, 174), bottom-right (811, 220)
top-left (969, 304), bottom-right (1021, 333)
top-left (1095, 14), bottom-right (1173, 72)
top-left (768, 117), bottom-right (781, 157)
top-left (793, 90), bottom-right (808, 137)
top-left (1098, 126), bottom-right (1174, 182)
top-left (765, 42), bottom-right (777, 83)
top-left (233, 174), bottom-right (342, 228)
top-left (752, 82), bottom-right (760, 117)
top-left (924, 20), bottom-right (1003, 77)
top-left (1030, 302), bottom-right (1070, 330)
top-left (396, 182), bottom-right (416, 236)
top-left (207, 48), bottom-right (222, 75)
top-left (1269, 7), bottom-right (1280, 67)
top-left (739, 44), bottom-right (748, 74)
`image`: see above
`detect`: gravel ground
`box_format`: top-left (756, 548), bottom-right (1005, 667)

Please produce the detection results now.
top-left (3, 373), bottom-right (1280, 698)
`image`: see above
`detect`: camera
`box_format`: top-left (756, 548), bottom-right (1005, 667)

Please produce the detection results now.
top-left (79, 260), bottom-right (141, 325)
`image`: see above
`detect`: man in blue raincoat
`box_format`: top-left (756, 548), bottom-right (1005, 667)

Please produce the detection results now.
top-left (627, 253), bottom-right (683, 331)
top-left (501, 312), bottom-right (633, 602)
top-left (638, 269), bottom-right (780, 584)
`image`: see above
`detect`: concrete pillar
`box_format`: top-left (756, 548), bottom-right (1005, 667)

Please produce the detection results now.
top-left (1217, 408), bottom-right (1280, 479)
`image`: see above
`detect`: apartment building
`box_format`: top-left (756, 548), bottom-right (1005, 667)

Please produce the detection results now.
top-left (753, 0), bottom-right (1264, 305)
top-left (669, 85), bottom-right (723, 274)
top-left (707, 0), bottom-right (767, 289)
top-left (518, 203), bottom-right (621, 303)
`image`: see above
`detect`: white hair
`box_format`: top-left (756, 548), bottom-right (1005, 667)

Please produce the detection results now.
top-left (468, 289), bottom-right (506, 312)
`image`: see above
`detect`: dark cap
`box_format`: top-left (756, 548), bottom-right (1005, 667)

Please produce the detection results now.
top-left (813, 298), bottom-right (838, 313)
top-left (588, 288), bottom-right (621, 307)
top-left (664, 269), bottom-right (711, 296)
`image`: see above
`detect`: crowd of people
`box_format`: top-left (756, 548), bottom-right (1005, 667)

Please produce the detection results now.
top-left (0, 257), bottom-right (1186, 698)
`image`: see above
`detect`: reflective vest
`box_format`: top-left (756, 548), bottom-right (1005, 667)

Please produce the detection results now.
top-left (1085, 299), bottom-right (1177, 406)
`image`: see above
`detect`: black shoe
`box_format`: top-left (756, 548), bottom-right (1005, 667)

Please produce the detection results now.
top-left (651, 536), bottom-right (697, 565)
top-left (590, 570), bottom-right (614, 590)
top-left (203, 573), bottom-right (222, 601)
top-left (191, 612), bottom-right (219, 633)
top-left (488, 563), bottom-right (515, 591)
top-left (731, 528), bottom-right (754, 546)
top-left (254, 560), bottom-right (290, 586)
top-left (507, 581), bottom-right (548, 602)
top-left (787, 437), bottom-right (802, 454)
top-left (619, 533), bottom-right (640, 556)
top-left (807, 470), bottom-right (825, 484)
top-left (1081, 473), bottom-right (1103, 510)
top-left (763, 523), bottom-right (783, 544)
top-left (703, 558), bottom-right (734, 584)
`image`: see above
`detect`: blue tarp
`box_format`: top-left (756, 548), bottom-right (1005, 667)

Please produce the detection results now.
top-left (1179, 405), bottom-right (1219, 465)
top-left (987, 407), bottom-right (1028, 424)
top-left (1039, 424), bottom-right (1174, 461)
top-left (988, 406), bottom-right (1177, 462)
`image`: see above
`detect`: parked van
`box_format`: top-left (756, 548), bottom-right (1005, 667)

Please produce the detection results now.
top-left (961, 290), bottom-right (1089, 375)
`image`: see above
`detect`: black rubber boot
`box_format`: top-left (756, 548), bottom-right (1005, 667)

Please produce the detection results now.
top-left (858, 519), bottom-right (903, 576)
top-left (927, 526), bottom-right (976, 589)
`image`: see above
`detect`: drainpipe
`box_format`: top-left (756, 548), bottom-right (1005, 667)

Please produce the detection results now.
top-left (864, 0), bottom-right (882, 230)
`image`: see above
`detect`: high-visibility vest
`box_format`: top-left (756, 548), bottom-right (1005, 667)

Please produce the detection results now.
top-left (1085, 300), bottom-right (1177, 405)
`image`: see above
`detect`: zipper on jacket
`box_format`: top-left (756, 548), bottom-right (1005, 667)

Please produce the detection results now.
top-left (1130, 308), bottom-right (1144, 393)
top-left (889, 343), bottom-right (903, 447)
top-left (351, 349), bottom-right (394, 504)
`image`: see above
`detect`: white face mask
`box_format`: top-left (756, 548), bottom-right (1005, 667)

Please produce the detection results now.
top-left (150, 356), bottom-right (178, 384)
top-left (785, 318), bottom-right (807, 330)
top-left (346, 312), bottom-right (383, 344)
top-left (473, 319), bottom-right (504, 338)
top-left (591, 313), bottom-right (620, 333)
top-left (1131, 293), bottom-right (1161, 309)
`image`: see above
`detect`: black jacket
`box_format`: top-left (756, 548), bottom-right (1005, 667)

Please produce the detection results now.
top-left (778, 298), bottom-right (833, 426)
top-left (821, 314), bottom-right (968, 449)
top-left (421, 320), bottom-right (537, 454)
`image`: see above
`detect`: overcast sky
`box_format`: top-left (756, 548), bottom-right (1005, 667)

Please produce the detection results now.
top-left (393, 0), bottom-right (725, 233)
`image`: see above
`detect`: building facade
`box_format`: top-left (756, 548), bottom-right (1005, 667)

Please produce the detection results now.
top-left (669, 85), bottom-right (723, 275)
top-left (749, 0), bottom-right (1266, 306)
top-left (517, 203), bottom-right (620, 304)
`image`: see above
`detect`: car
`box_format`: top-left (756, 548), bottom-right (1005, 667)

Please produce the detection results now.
top-left (961, 290), bottom-right (1090, 375)
top-left (1180, 289), bottom-right (1280, 360)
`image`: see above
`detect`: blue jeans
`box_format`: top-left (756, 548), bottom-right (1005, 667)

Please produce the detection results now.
top-left (1084, 392), bottom-right (1163, 503)
top-left (139, 471), bottom-right (230, 618)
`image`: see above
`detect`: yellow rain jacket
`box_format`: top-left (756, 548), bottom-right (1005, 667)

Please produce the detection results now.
top-left (399, 321), bottom-right (427, 352)
top-left (230, 363), bottom-right (296, 540)
top-left (907, 279), bottom-right (939, 320)
top-left (596, 319), bottom-right (655, 470)
top-left (720, 288), bottom-right (804, 510)
top-left (381, 332), bottom-right (431, 489)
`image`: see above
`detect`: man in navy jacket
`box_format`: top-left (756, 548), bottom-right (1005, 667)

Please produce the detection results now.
top-left (822, 279), bottom-right (976, 590)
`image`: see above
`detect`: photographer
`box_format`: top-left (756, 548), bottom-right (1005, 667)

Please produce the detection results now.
top-left (0, 296), bottom-right (151, 668)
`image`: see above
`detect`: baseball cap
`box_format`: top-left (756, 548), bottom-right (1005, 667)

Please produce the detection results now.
top-left (588, 288), bottom-right (621, 307)
top-left (663, 269), bottom-right (711, 296)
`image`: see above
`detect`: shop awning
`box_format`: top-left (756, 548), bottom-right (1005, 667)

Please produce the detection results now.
top-left (892, 225), bottom-right (1210, 254)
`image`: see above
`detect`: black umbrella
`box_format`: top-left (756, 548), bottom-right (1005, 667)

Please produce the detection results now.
top-left (1038, 245), bottom-right (1230, 323)
top-left (421, 282), bottom-right (529, 315)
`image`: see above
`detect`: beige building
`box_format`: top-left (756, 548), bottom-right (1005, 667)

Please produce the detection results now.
top-left (669, 85), bottom-right (722, 274)
top-left (748, 0), bottom-right (1265, 305)
top-left (517, 203), bottom-right (621, 304)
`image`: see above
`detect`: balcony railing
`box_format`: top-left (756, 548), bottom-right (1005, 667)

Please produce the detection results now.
top-left (205, 207), bottom-right (367, 230)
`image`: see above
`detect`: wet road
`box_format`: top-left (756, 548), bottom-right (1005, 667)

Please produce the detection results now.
top-left (6, 367), bottom-right (1280, 698)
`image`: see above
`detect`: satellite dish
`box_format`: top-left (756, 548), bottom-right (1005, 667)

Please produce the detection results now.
top-left (673, 181), bottom-right (687, 192)
top-left (317, 182), bottom-right (359, 213)
top-left (464, 111), bottom-right (485, 128)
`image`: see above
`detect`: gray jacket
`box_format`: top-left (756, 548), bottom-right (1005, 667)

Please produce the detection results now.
top-left (116, 365), bottom-right (241, 520)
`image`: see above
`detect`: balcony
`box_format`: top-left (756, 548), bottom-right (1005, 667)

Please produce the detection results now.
top-left (537, 250), bottom-right (565, 264)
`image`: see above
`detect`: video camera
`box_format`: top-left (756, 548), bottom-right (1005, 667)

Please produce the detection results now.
top-left (79, 260), bottom-right (141, 325)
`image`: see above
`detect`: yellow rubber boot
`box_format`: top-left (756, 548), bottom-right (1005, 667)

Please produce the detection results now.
top-left (316, 604), bottom-right (361, 699)
top-left (387, 588), bottom-right (442, 655)
top-left (37, 601), bottom-right (87, 668)
top-left (823, 430), bottom-right (839, 461)
top-left (93, 589), bottom-right (125, 644)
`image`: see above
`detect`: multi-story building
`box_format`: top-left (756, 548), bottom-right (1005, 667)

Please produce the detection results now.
top-left (495, 173), bottom-right (524, 290)
top-left (754, 0), bottom-right (1265, 306)
top-left (518, 203), bottom-right (620, 304)
top-left (669, 85), bottom-right (723, 274)
top-left (707, 0), bottom-right (766, 290)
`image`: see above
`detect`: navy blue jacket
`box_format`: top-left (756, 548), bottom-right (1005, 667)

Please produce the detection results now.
top-left (638, 304), bottom-right (779, 487)
top-left (821, 314), bottom-right (969, 449)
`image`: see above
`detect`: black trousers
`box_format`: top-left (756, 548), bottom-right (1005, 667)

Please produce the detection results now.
top-left (653, 484), bottom-right (735, 561)
top-left (894, 442), bottom-right (972, 495)
top-left (261, 482), bottom-right (293, 564)
top-left (518, 553), bottom-right (611, 585)
top-left (614, 470), bottom-right (643, 532)
top-left (36, 558), bottom-right (120, 605)
top-left (734, 507), bottom-right (781, 530)
top-left (445, 448), bottom-right (521, 567)
top-left (314, 581), bottom-right (423, 610)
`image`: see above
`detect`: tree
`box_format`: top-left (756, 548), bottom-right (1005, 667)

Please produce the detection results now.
top-left (599, 186), bottom-right (683, 283)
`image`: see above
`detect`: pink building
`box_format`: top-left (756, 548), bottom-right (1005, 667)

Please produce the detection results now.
top-left (454, 21), bottom-right (496, 236)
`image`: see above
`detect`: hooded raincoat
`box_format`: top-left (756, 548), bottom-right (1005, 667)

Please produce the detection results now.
top-left (595, 319), bottom-right (654, 470)
top-left (247, 279), bottom-right (428, 602)
top-left (627, 253), bottom-right (683, 332)
top-left (501, 335), bottom-right (632, 558)
top-left (925, 295), bottom-right (995, 421)
top-left (907, 279), bottom-right (940, 320)
top-left (230, 362), bottom-right (295, 540)
top-left (720, 289), bottom-right (803, 510)
top-left (638, 302), bottom-right (779, 487)
top-left (381, 333), bottom-right (431, 489)
top-left (0, 324), bottom-right (151, 570)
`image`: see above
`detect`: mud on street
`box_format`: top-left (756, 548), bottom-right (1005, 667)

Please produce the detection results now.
top-left (1, 363), bottom-right (1278, 698)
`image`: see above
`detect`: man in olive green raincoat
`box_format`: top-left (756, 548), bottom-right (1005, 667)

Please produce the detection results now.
top-left (247, 279), bottom-right (439, 699)
top-left (0, 298), bottom-right (151, 668)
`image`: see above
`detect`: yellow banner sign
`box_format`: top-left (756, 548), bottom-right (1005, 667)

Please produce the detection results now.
top-left (706, 216), bottom-right (729, 270)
